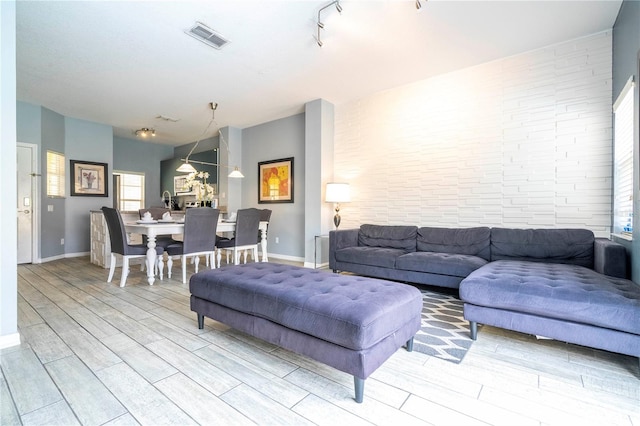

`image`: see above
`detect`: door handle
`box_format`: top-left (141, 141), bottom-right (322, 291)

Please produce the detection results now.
top-left (22, 209), bottom-right (30, 214)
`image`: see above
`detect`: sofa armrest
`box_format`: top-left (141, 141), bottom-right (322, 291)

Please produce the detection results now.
top-left (329, 228), bottom-right (359, 270)
top-left (594, 238), bottom-right (627, 278)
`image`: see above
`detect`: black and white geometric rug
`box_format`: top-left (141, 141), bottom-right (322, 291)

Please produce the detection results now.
top-left (413, 289), bottom-right (475, 364)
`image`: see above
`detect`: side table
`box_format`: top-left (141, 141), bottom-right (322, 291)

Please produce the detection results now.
top-left (314, 235), bottom-right (330, 269)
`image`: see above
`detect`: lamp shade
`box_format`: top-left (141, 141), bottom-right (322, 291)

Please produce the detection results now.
top-left (325, 183), bottom-right (350, 203)
top-left (228, 167), bottom-right (244, 178)
top-left (176, 162), bottom-right (197, 173)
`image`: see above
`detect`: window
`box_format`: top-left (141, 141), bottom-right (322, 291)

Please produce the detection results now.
top-left (613, 77), bottom-right (635, 236)
top-left (46, 151), bottom-right (65, 197)
top-left (114, 172), bottom-right (145, 212)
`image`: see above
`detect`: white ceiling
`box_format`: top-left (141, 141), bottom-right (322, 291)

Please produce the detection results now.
top-left (16, 0), bottom-right (622, 146)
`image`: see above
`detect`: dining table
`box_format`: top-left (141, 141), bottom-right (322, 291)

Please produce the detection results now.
top-left (124, 220), bottom-right (269, 285)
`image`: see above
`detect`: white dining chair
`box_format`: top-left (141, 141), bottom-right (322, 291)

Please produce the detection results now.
top-left (165, 208), bottom-right (220, 284)
top-left (101, 207), bottom-right (165, 287)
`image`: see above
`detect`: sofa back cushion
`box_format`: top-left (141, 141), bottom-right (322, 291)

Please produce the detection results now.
top-left (358, 224), bottom-right (417, 252)
top-left (417, 227), bottom-right (491, 261)
top-left (490, 228), bottom-right (594, 268)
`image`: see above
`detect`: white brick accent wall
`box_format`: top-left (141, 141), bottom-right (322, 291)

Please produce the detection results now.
top-left (334, 31), bottom-right (613, 237)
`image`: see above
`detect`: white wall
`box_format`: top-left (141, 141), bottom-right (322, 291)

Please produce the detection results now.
top-left (0, 0), bottom-right (19, 348)
top-left (335, 31), bottom-right (613, 237)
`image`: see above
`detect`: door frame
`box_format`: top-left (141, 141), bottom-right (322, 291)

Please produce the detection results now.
top-left (17, 142), bottom-right (40, 264)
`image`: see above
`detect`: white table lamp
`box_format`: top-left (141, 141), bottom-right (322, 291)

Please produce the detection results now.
top-left (325, 183), bottom-right (351, 229)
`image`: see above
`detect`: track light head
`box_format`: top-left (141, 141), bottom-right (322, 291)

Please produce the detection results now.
top-left (317, 21), bottom-right (324, 29)
top-left (335, 2), bottom-right (342, 13)
top-left (317, 38), bottom-right (323, 47)
top-left (415, 0), bottom-right (422, 10)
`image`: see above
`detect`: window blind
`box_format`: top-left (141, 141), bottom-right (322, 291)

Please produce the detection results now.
top-left (46, 151), bottom-right (65, 198)
top-left (613, 77), bottom-right (635, 235)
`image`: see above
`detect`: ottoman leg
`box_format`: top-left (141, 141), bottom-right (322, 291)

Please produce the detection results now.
top-left (470, 321), bottom-right (477, 340)
top-left (197, 313), bottom-right (204, 330)
top-left (354, 377), bottom-right (364, 403)
top-left (406, 337), bottom-right (414, 352)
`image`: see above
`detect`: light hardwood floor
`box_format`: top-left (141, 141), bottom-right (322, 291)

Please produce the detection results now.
top-left (2, 256), bottom-right (638, 425)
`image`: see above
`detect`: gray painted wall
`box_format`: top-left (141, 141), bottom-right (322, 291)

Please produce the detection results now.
top-left (41, 107), bottom-right (65, 258)
top-left (64, 117), bottom-right (113, 255)
top-left (114, 136), bottom-right (174, 207)
top-left (16, 102), bottom-right (68, 259)
top-left (241, 114), bottom-right (306, 259)
top-left (613, 0), bottom-right (640, 282)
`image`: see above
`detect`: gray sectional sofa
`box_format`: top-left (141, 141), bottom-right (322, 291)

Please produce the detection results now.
top-left (329, 224), bottom-right (640, 359)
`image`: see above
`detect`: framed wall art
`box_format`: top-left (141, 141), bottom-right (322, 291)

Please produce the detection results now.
top-left (70, 160), bottom-right (108, 197)
top-left (258, 157), bottom-right (294, 203)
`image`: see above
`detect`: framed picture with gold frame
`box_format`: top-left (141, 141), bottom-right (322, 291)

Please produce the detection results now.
top-left (70, 160), bottom-right (108, 197)
top-left (258, 157), bottom-right (294, 203)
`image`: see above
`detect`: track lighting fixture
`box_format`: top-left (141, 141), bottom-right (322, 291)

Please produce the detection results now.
top-left (315, 0), bottom-right (342, 47)
top-left (134, 128), bottom-right (155, 138)
top-left (416, 0), bottom-right (424, 11)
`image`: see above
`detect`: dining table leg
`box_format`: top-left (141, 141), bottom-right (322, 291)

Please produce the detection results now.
top-left (260, 228), bottom-right (268, 262)
top-left (146, 233), bottom-right (157, 285)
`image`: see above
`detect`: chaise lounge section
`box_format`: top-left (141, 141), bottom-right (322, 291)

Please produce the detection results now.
top-left (459, 228), bottom-right (640, 359)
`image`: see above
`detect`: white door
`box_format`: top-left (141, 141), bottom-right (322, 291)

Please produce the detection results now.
top-left (17, 143), bottom-right (38, 264)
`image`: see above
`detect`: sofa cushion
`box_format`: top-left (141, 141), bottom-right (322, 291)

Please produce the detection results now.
top-left (335, 246), bottom-right (406, 269)
top-left (358, 224), bottom-right (417, 252)
top-left (396, 252), bottom-right (489, 278)
top-left (417, 227), bottom-right (491, 261)
top-left (459, 260), bottom-right (640, 335)
top-left (490, 228), bottom-right (594, 268)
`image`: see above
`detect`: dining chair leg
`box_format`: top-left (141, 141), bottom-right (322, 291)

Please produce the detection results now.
top-left (217, 250), bottom-right (222, 269)
top-left (107, 253), bottom-right (117, 283)
top-left (182, 255), bottom-right (188, 284)
top-left (253, 246), bottom-right (258, 263)
top-left (120, 257), bottom-right (130, 288)
top-left (167, 256), bottom-right (173, 278)
top-left (194, 255), bottom-right (200, 274)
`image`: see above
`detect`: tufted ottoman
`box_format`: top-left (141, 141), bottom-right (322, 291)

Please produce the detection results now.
top-left (189, 262), bottom-right (423, 403)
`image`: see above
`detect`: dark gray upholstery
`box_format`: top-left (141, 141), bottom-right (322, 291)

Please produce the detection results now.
top-left (330, 224), bottom-right (638, 360)
top-left (396, 252), bottom-right (488, 278)
top-left (490, 227), bottom-right (594, 267)
top-left (417, 226), bottom-right (491, 260)
top-left (101, 206), bottom-right (164, 287)
top-left (102, 206), bottom-right (163, 257)
top-left (165, 208), bottom-right (219, 256)
top-left (217, 208), bottom-right (261, 249)
top-left (165, 208), bottom-right (219, 283)
top-left (459, 229), bottom-right (640, 359)
top-left (460, 261), bottom-right (640, 335)
top-left (189, 263), bottom-right (422, 402)
top-left (331, 225), bottom-right (490, 288)
top-left (358, 224), bottom-right (417, 251)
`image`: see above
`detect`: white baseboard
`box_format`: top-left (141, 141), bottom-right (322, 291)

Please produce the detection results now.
top-left (0, 332), bottom-right (21, 349)
top-left (38, 251), bottom-right (90, 264)
top-left (303, 261), bottom-right (329, 269)
top-left (267, 253), bottom-right (305, 263)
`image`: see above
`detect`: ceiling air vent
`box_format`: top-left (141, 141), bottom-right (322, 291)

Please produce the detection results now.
top-left (185, 22), bottom-right (230, 50)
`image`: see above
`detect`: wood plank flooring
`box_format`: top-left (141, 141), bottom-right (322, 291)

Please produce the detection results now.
top-left (1, 257), bottom-right (639, 425)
